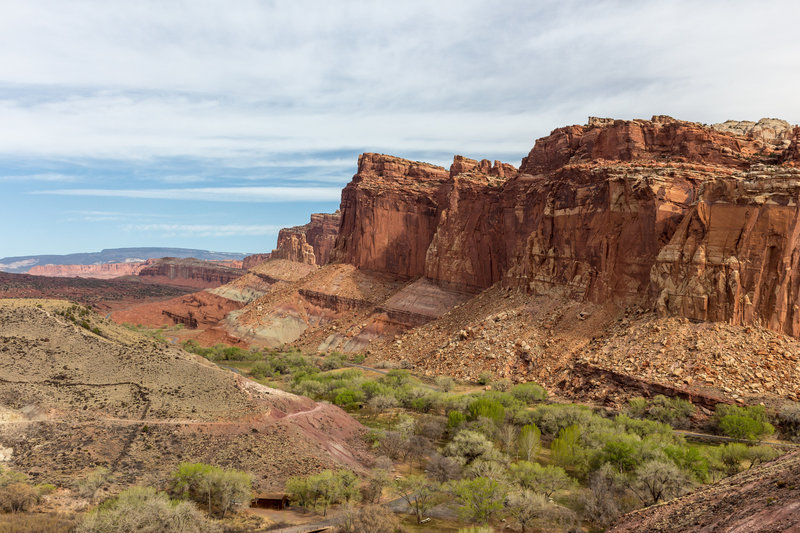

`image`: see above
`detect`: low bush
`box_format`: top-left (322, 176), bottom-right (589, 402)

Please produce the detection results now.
top-left (715, 405), bottom-right (774, 440)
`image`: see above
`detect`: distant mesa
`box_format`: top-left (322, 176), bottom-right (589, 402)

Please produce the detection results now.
top-left (0, 247), bottom-right (247, 274)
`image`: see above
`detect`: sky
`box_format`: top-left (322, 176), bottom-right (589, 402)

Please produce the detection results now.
top-left (1, 0), bottom-right (800, 257)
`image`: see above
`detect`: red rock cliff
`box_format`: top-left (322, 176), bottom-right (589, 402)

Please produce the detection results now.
top-left (331, 154), bottom-right (450, 278)
top-left (137, 258), bottom-right (244, 288)
top-left (330, 116), bottom-right (800, 336)
top-left (243, 211), bottom-right (341, 269)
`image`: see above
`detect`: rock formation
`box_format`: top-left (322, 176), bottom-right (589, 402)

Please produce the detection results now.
top-left (27, 262), bottom-right (146, 278)
top-left (136, 257), bottom-right (244, 288)
top-left (328, 116), bottom-right (800, 332)
top-left (243, 211), bottom-right (341, 268)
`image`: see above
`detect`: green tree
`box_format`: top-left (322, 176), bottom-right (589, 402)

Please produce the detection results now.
top-left (450, 476), bottom-right (506, 524)
top-left (444, 430), bottom-right (502, 466)
top-left (631, 460), bottom-right (690, 506)
top-left (518, 424), bottom-right (541, 461)
top-left (392, 474), bottom-right (440, 523)
top-left (715, 404), bottom-right (774, 440)
top-left (169, 462), bottom-right (252, 518)
top-left (509, 461), bottom-right (574, 498)
top-left (77, 486), bottom-right (213, 533)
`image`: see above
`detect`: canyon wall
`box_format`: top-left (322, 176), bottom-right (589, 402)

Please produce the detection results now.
top-left (328, 116), bottom-right (800, 335)
top-left (27, 262), bottom-right (145, 278)
top-left (242, 211), bottom-right (342, 269)
top-left (137, 258), bottom-right (244, 288)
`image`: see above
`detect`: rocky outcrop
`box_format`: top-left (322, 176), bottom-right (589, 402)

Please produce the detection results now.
top-left (270, 211), bottom-right (341, 266)
top-left (332, 154), bottom-right (451, 278)
top-left (27, 262), bottom-right (145, 278)
top-left (329, 116), bottom-right (800, 337)
top-left (137, 258), bottom-right (244, 288)
top-left (242, 253), bottom-right (272, 270)
top-left (651, 165), bottom-right (800, 336)
top-left (243, 211), bottom-right (341, 269)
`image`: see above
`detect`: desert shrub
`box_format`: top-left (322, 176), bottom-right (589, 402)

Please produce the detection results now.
top-left (360, 381), bottom-right (393, 400)
top-left (392, 474), bottom-right (441, 523)
top-left (0, 467), bottom-right (27, 487)
top-left (77, 486), bottom-right (214, 533)
top-left (613, 414), bottom-right (674, 439)
top-left (551, 424), bottom-right (589, 475)
top-left (715, 404), bottom-right (774, 440)
top-left (0, 483), bottom-right (39, 513)
top-left (632, 460), bottom-right (691, 505)
top-left (169, 463), bottom-right (252, 518)
top-left (447, 410), bottom-right (467, 431)
top-left (293, 379), bottom-right (326, 399)
top-left (467, 397), bottom-right (505, 425)
top-left (663, 444), bottom-right (710, 482)
top-left (510, 382), bottom-right (548, 404)
top-left (321, 354), bottom-right (345, 371)
top-left (249, 361), bottom-right (273, 380)
top-left (627, 395), bottom-right (694, 427)
top-left (518, 423), bottom-right (541, 461)
top-left (377, 431), bottom-right (409, 461)
top-left (333, 388), bottom-right (364, 410)
top-left (776, 402), bottom-right (800, 441)
top-left (349, 353), bottom-right (366, 364)
top-left (592, 435), bottom-right (642, 472)
top-left (746, 444), bottom-right (780, 468)
top-left (0, 513), bottom-right (78, 533)
top-left (416, 417), bottom-right (446, 441)
top-left (491, 378), bottom-right (512, 392)
top-left (580, 463), bottom-right (630, 528)
top-left (75, 467), bottom-right (110, 500)
top-left (717, 442), bottom-right (752, 475)
top-left (527, 404), bottom-right (601, 437)
top-left (380, 369), bottom-right (413, 388)
top-left (435, 375), bottom-right (456, 392)
top-left (340, 504), bottom-right (401, 533)
top-left (427, 453), bottom-right (462, 482)
top-left (367, 394), bottom-right (399, 414)
top-left (477, 371), bottom-right (493, 385)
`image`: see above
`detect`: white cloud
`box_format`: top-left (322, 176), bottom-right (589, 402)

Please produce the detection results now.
top-left (0, 173), bottom-right (78, 182)
top-left (124, 223), bottom-right (282, 237)
top-left (0, 1), bottom-right (797, 166)
top-left (37, 186), bottom-right (342, 202)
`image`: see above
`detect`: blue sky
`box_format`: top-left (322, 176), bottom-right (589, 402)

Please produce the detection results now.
top-left (1, 0), bottom-right (800, 256)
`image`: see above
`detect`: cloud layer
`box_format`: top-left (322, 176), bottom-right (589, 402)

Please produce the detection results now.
top-left (2, 1), bottom-right (800, 256)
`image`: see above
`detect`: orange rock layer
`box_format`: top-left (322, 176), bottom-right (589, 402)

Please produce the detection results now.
top-left (330, 116), bottom-right (800, 336)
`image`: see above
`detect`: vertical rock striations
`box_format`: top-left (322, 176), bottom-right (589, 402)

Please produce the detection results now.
top-left (328, 116), bottom-right (800, 337)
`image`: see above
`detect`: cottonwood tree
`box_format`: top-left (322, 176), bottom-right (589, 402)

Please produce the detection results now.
top-left (392, 474), bottom-right (440, 523)
top-left (631, 460), bottom-right (690, 506)
top-left (449, 476), bottom-right (507, 524)
top-left (505, 489), bottom-right (550, 533)
top-left (509, 461), bottom-right (574, 498)
top-left (518, 424), bottom-right (541, 461)
top-left (427, 453), bottom-right (462, 483)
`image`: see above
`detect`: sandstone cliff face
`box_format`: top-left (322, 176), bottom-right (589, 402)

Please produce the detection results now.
top-left (329, 116), bottom-right (800, 336)
top-left (27, 262), bottom-right (145, 278)
top-left (652, 165), bottom-right (800, 336)
top-left (332, 154), bottom-right (450, 278)
top-left (243, 211), bottom-right (341, 268)
top-left (137, 258), bottom-right (244, 288)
